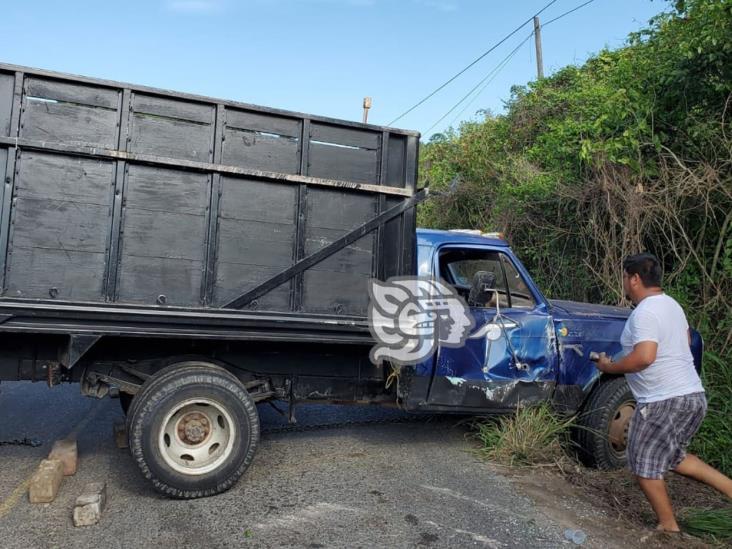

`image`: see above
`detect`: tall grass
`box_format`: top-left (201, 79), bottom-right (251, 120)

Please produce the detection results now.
top-left (472, 404), bottom-right (575, 467)
top-left (690, 351), bottom-right (732, 477)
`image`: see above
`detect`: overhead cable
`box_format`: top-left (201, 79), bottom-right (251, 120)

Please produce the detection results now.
top-left (387, 0), bottom-right (560, 126)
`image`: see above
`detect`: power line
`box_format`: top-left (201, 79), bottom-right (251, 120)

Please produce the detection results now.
top-left (387, 0), bottom-right (560, 126)
top-left (543, 0), bottom-right (595, 27)
top-left (446, 36), bottom-right (531, 129)
top-left (425, 32), bottom-right (533, 135)
top-left (426, 0), bottom-right (599, 135)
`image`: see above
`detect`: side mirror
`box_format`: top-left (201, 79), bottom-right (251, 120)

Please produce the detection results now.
top-left (468, 271), bottom-right (497, 308)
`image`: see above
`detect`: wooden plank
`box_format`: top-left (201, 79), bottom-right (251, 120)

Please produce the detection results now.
top-left (11, 198), bottom-right (110, 253)
top-left (302, 271), bottom-right (371, 315)
top-left (25, 77), bottom-right (118, 110)
top-left (5, 247), bottom-right (106, 301)
top-left (386, 134), bottom-right (406, 188)
top-left (121, 209), bottom-right (207, 261)
top-left (129, 112), bottom-right (213, 162)
top-left (15, 151), bottom-right (114, 205)
top-left (0, 72), bottom-right (13, 137)
top-left (304, 231), bottom-right (374, 274)
top-left (132, 94), bottom-right (213, 124)
top-left (124, 165), bottom-right (209, 214)
top-left (308, 143), bottom-right (378, 185)
top-left (117, 256), bottom-right (202, 306)
top-left (310, 123), bottom-right (380, 150)
top-left (22, 100), bottom-right (118, 148)
top-left (305, 188), bottom-right (377, 232)
top-left (219, 176), bottom-right (297, 224)
top-left (217, 218), bottom-right (294, 267)
top-left (226, 109), bottom-right (300, 137)
top-left (222, 127), bottom-right (299, 174)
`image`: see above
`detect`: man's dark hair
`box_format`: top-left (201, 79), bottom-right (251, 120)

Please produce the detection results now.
top-left (623, 253), bottom-right (663, 287)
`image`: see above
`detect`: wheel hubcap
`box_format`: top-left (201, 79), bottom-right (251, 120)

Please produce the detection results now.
top-left (159, 398), bottom-right (236, 476)
top-left (609, 401), bottom-right (635, 453)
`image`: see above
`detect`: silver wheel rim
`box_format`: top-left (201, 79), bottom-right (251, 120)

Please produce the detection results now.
top-left (158, 397), bottom-right (236, 476)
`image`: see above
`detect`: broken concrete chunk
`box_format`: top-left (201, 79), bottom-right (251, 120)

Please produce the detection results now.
top-left (29, 458), bottom-right (64, 503)
top-left (73, 482), bottom-right (107, 527)
top-left (48, 439), bottom-right (78, 476)
top-left (113, 422), bottom-right (128, 449)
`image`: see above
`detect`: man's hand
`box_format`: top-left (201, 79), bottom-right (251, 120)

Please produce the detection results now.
top-left (595, 353), bottom-right (613, 373)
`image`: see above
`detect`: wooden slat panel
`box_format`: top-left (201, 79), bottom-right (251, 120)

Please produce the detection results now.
top-left (218, 176), bottom-right (296, 224)
top-left (310, 123), bottom-right (380, 150)
top-left (217, 218), bottom-right (294, 267)
top-left (22, 99), bottom-right (118, 148)
top-left (222, 127), bottom-right (299, 174)
top-left (5, 247), bottom-right (106, 301)
top-left (0, 72), bottom-right (13, 137)
top-left (117, 164), bottom-right (208, 305)
top-left (302, 189), bottom-right (376, 315)
top-left (386, 134), bottom-right (406, 188)
top-left (226, 109), bottom-right (300, 137)
top-left (15, 151), bottom-right (113, 205)
top-left (308, 143), bottom-right (379, 184)
top-left (124, 165), bottom-right (209, 214)
top-left (214, 176), bottom-right (296, 309)
top-left (133, 94), bottom-right (213, 124)
top-left (213, 263), bottom-right (291, 310)
top-left (302, 271), bottom-right (370, 315)
top-left (121, 209), bottom-right (207, 260)
top-left (305, 188), bottom-right (377, 231)
top-left (117, 256), bottom-right (203, 306)
top-left (129, 112), bottom-right (213, 162)
top-left (25, 77), bottom-right (118, 109)
top-left (12, 198), bottom-right (110, 253)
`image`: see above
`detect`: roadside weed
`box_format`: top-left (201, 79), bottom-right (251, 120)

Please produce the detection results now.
top-left (472, 404), bottom-right (576, 467)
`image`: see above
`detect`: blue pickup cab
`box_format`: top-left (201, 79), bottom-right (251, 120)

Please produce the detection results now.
top-left (400, 229), bottom-right (703, 469)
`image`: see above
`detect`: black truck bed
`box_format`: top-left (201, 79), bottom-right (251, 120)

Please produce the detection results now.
top-left (0, 63), bottom-right (421, 345)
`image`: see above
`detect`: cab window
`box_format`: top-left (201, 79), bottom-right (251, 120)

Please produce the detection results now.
top-left (438, 248), bottom-right (509, 308)
top-left (500, 254), bottom-right (536, 308)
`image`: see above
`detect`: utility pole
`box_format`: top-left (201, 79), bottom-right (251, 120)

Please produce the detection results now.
top-left (362, 97), bottom-right (372, 124)
top-left (533, 16), bottom-right (544, 79)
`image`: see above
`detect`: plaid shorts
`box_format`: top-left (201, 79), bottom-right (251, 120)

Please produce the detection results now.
top-left (627, 392), bottom-right (707, 479)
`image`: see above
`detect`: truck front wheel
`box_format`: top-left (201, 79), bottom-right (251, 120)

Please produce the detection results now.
top-left (573, 377), bottom-right (636, 469)
top-left (127, 363), bottom-right (259, 498)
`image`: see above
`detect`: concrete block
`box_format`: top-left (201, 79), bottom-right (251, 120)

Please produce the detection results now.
top-left (48, 439), bottom-right (78, 476)
top-left (73, 482), bottom-right (107, 527)
top-left (29, 459), bottom-right (64, 503)
top-left (113, 422), bottom-right (128, 449)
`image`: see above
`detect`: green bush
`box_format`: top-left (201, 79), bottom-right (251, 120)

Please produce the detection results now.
top-left (421, 0), bottom-right (732, 475)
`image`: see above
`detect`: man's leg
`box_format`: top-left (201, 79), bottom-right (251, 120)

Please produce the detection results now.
top-left (636, 476), bottom-right (679, 532)
top-left (673, 454), bottom-right (732, 497)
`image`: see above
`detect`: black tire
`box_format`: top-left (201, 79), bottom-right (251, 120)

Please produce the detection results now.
top-left (573, 377), bottom-right (636, 469)
top-left (127, 363), bottom-right (260, 499)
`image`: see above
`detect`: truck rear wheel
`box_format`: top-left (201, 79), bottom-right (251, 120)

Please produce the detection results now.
top-left (573, 377), bottom-right (635, 469)
top-left (127, 363), bottom-right (259, 499)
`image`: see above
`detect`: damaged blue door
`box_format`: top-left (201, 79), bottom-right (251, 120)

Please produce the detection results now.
top-left (424, 246), bottom-right (559, 411)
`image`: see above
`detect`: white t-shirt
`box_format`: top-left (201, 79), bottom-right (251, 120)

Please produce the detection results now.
top-left (620, 293), bottom-right (703, 403)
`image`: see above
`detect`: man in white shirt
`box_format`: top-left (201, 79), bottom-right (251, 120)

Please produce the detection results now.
top-left (596, 253), bottom-right (732, 533)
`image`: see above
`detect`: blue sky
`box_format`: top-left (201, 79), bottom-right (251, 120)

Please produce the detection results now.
top-left (1, 0), bottom-right (666, 139)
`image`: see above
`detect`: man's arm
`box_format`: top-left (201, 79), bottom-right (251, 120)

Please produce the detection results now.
top-left (596, 341), bottom-right (657, 374)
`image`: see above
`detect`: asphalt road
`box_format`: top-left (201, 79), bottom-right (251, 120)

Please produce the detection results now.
top-left (0, 381), bottom-right (573, 548)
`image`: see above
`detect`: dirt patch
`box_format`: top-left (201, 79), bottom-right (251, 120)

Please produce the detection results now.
top-left (494, 463), bottom-right (727, 548)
